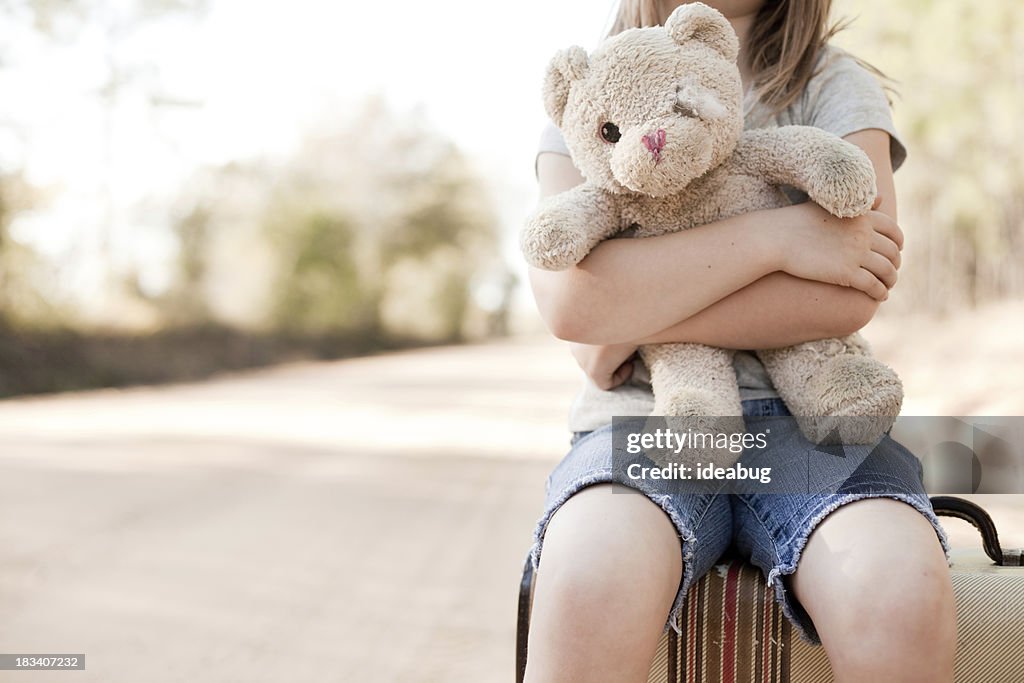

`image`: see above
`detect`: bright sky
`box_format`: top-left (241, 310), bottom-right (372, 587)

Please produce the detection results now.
top-left (1, 0), bottom-right (619, 307)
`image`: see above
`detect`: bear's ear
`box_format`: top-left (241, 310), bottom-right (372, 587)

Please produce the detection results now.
top-left (665, 2), bottom-right (739, 61)
top-left (542, 46), bottom-right (589, 127)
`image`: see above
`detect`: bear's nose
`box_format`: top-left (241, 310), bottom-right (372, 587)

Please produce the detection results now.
top-left (642, 129), bottom-right (667, 162)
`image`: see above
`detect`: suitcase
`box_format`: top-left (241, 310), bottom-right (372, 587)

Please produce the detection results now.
top-left (516, 496), bottom-right (1024, 682)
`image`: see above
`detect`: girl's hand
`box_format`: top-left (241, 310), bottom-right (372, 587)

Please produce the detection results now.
top-left (570, 342), bottom-right (638, 390)
top-left (774, 198), bottom-right (903, 302)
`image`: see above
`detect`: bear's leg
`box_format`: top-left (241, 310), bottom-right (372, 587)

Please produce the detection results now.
top-left (638, 342), bottom-right (744, 468)
top-left (756, 334), bottom-right (903, 444)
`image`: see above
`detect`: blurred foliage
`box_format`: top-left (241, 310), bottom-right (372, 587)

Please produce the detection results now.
top-left (0, 172), bottom-right (63, 327)
top-left (0, 95), bottom-right (505, 394)
top-left (157, 200), bottom-right (213, 324)
top-left (0, 0), bottom-right (505, 395)
top-left (834, 0), bottom-right (1024, 312)
top-left (156, 99), bottom-right (503, 344)
top-left (1, 0), bottom-right (211, 331)
top-left (4, 0), bottom-right (1018, 395)
top-left (266, 210), bottom-right (376, 336)
top-left (0, 323), bottom-right (419, 398)
top-left (259, 98), bottom-right (501, 342)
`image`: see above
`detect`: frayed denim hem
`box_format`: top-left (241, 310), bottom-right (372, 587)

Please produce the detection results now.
top-left (527, 469), bottom-right (701, 636)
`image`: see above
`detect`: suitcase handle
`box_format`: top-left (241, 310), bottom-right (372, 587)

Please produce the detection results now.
top-left (930, 495), bottom-right (1021, 566)
top-left (517, 555), bottom-right (534, 683)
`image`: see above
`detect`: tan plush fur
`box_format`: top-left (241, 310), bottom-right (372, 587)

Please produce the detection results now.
top-left (523, 3), bottom-right (903, 458)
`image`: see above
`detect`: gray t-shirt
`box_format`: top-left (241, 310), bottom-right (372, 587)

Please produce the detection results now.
top-left (535, 45), bottom-right (907, 433)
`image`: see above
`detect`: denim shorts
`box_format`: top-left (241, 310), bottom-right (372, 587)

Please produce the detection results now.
top-left (529, 398), bottom-right (950, 643)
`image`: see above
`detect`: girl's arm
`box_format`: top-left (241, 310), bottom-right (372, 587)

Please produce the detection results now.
top-left (640, 129), bottom-right (899, 350)
top-left (530, 154), bottom-right (788, 343)
top-left (558, 129), bottom-right (900, 390)
top-left (530, 131), bottom-right (901, 346)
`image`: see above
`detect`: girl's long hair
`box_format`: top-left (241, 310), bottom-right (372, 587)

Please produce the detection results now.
top-left (607, 0), bottom-right (848, 113)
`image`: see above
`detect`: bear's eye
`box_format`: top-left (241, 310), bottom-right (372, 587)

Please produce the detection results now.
top-left (599, 122), bottom-right (621, 143)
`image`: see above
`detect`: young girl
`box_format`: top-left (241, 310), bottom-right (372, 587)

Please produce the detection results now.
top-left (525, 1), bottom-right (956, 681)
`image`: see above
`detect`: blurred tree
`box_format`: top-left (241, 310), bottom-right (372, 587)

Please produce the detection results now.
top-left (2, 0), bottom-right (209, 326)
top-left (835, 0), bottom-right (1024, 312)
top-left (262, 99), bottom-right (501, 342)
top-left (267, 208), bottom-right (379, 336)
top-left (158, 98), bottom-right (503, 343)
top-left (151, 200), bottom-right (213, 324)
top-left (0, 171), bottom-right (59, 327)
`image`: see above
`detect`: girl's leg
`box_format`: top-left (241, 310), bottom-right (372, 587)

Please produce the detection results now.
top-left (527, 420), bottom-right (732, 681)
top-left (732, 401), bottom-right (954, 682)
top-left (790, 498), bottom-right (956, 683)
top-left (524, 484), bottom-right (682, 683)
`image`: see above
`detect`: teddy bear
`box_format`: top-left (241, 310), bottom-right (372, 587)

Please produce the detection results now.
top-left (522, 2), bottom-right (903, 459)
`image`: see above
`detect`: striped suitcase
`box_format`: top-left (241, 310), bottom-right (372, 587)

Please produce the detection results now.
top-left (516, 496), bottom-right (1024, 682)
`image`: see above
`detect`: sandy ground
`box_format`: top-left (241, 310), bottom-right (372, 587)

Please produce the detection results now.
top-left (0, 303), bottom-right (1022, 682)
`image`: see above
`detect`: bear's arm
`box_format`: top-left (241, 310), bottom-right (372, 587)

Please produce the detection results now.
top-left (521, 184), bottom-right (624, 271)
top-left (731, 126), bottom-right (877, 219)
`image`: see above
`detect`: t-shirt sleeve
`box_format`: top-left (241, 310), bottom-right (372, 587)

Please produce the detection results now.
top-left (535, 120), bottom-right (572, 178)
top-left (805, 50), bottom-right (908, 171)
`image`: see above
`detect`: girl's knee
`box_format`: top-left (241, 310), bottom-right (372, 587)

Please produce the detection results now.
top-left (539, 484), bottom-right (683, 585)
top-left (850, 553), bottom-right (954, 637)
top-left (820, 560), bottom-right (956, 682)
top-left (533, 483), bottom-right (684, 620)
top-left (794, 498), bottom-right (955, 680)
top-left (794, 498), bottom-right (954, 640)
top-left (526, 485), bottom-right (685, 682)
top-left (836, 500), bottom-right (951, 622)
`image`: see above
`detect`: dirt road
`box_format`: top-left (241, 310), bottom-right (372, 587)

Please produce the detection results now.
top-left (0, 337), bottom-right (581, 682)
